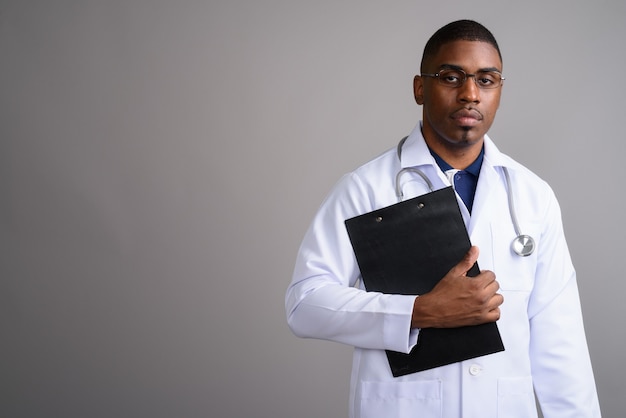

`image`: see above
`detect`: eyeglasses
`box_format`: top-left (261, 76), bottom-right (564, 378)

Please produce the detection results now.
top-left (421, 68), bottom-right (505, 89)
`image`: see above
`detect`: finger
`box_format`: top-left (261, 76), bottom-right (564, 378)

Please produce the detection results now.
top-left (455, 246), bottom-right (479, 276)
top-left (487, 307), bottom-right (501, 322)
top-left (484, 293), bottom-right (504, 312)
top-left (481, 275), bottom-right (499, 291)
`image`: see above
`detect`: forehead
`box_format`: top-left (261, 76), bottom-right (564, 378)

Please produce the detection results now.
top-left (426, 40), bottom-right (502, 71)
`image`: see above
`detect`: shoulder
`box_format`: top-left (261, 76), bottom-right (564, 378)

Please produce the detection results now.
top-left (351, 146), bottom-right (398, 178)
top-left (498, 153), bottom-right (553, 197)
top-left (318, 146), bottom-right (400, 218)
top-left (484, 136), bottom-right (553, 196)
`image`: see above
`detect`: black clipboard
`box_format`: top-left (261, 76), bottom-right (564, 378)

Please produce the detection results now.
top-left (345, 186), bottom-right (504, 377)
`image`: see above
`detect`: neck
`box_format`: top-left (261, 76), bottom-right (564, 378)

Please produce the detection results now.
top-left (423, 137), bottom-right (484, 170)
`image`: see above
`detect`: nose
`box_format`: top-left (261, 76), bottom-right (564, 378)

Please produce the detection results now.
top-left (458, 75), bottom-right (480, 103)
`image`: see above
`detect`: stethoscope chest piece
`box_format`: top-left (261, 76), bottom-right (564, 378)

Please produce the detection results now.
top-left (512, 234), bottom-right (535, 257)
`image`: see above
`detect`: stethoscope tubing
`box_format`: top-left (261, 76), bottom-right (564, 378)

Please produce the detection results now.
top-left (395, 137), bottom-right (534, 257)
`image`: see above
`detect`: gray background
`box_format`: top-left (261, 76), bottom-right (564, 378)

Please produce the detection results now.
top-left (1, 1), bottom-right (623, 417)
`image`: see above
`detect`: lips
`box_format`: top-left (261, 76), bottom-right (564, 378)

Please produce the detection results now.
top-left (451, 108), bottom-right (483, 126)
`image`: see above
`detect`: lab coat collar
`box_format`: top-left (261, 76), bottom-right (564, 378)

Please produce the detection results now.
top-left (398, 122), bottom-right (436, 169)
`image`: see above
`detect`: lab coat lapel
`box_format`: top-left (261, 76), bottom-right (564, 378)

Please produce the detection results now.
top-left (468, 163), bottom-right (502, 269)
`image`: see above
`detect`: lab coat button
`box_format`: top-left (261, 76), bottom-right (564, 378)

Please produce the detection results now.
top-left (469, 364), bottom-right (482, 376)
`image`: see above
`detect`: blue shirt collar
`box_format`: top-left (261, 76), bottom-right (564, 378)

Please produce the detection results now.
top-left (429, 146), bottom-right (484, 177)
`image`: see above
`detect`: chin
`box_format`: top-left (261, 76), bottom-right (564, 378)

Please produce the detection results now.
top-left (456, 127), bottom-right (482, 144)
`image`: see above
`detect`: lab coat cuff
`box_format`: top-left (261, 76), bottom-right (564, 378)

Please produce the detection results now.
top-left (384, 295), bottom-right (419, 354)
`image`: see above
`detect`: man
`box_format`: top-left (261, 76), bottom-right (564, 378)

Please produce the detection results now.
top-left (285, 20), bottom-right (600, 417)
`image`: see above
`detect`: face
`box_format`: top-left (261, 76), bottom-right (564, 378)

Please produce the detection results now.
top-left (414, 40), bottom-right (503, 156)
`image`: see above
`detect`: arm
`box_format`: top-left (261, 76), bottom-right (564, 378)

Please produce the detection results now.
top-left (528, 190), bottom-right (601, 417)
top-left (285, 174), bottom-right (419, 353)
top-left (286, 173), bottom-right (504, 353)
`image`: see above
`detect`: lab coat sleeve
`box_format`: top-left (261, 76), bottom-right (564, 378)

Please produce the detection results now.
top-left (285, 172), bottom-right (420, 354)
top-left (527, 188), bottom-right (601, 417)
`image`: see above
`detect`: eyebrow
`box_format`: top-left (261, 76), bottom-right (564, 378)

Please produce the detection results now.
top-left (439, 64), bottom-right (502, 73)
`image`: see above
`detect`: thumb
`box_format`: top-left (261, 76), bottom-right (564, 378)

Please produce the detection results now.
top-left (454, 246), bottom-right (479, 276)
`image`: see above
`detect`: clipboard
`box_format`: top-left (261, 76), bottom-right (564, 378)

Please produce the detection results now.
top-left (345, 186), bottom-right (504, 377)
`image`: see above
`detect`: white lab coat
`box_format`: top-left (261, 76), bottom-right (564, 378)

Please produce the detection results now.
top-left (285, 123), bottom-right (601, 417)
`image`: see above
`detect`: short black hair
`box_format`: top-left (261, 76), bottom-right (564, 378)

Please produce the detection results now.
top-left (420, 20), bottom-right (502, 72)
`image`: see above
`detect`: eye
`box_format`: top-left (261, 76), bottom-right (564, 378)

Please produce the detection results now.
top-left (476, 72), bottom-right (500, 88)
top-left (439, 70), bottom-right (463, 86)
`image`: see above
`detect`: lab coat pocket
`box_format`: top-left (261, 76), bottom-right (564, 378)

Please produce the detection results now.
top-left (360, 379), bottom-right (442, 418)
top-left (497, 376), bottom-right (537, 417)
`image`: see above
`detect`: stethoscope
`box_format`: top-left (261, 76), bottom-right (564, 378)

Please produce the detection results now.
top-left (395, 137), bottom-right (535, 257)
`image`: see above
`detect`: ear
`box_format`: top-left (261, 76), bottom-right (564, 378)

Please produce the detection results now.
top-left (413, 75), bottom-right (424, 105)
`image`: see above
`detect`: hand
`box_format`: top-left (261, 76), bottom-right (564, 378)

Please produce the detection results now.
top-left (411, 246), bottom-right (503, 329)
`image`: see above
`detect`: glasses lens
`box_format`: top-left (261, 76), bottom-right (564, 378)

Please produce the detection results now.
top-left (475, 71), bottom-right (502, 89)
top-left (437, 69), bottom-right (465, 87)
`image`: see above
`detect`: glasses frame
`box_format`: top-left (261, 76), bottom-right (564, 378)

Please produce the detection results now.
top-left (421, 68), bottom-right (505, 89)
